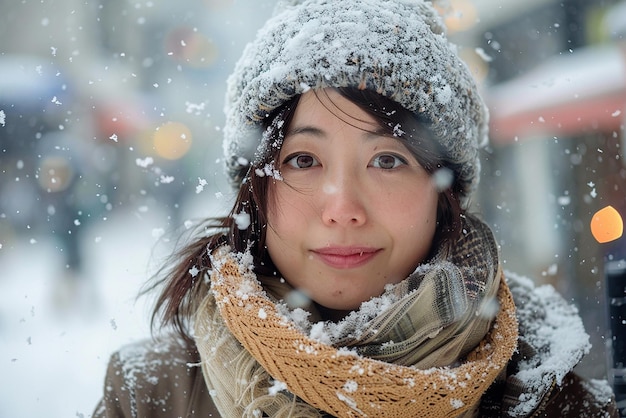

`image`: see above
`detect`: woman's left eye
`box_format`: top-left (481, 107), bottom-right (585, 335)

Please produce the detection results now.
top-left (371, 154), bottom-right (407, 169)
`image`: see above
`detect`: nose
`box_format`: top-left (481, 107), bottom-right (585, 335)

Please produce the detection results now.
top-left (320, 173), bottom-right (367, 227)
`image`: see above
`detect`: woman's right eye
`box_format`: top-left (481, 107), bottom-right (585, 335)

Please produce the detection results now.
top-left (284, 153), bottom-right (319, 169)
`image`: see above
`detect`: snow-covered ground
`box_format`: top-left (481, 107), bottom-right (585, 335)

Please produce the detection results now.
top-left (0, 206), bottom-right (182, 417)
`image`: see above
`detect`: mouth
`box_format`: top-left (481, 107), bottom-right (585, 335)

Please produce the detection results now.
top-left (311, 246), bottom-right (381, 269)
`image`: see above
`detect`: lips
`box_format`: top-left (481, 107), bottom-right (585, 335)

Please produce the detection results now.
top-left (311, 246), bottom-right (381, 269)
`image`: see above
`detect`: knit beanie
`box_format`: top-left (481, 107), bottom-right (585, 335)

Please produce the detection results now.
top-left (222, 0), bottom-right (489, 207)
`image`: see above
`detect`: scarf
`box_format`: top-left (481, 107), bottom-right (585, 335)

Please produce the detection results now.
top-left (194, 215), bottom-right (518, 417)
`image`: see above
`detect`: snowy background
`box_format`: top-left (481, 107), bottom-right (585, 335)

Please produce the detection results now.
top-left (0, 173), bottom-right (234, 418)
top-left (1, 207), bottom-right (160, 418)
top-left (1, 1), bottom-right (625, 417)
top-left (0, 2), bottom-right (272, 416)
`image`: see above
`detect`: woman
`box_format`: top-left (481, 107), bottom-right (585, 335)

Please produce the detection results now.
top-left (93, 0), bottom-right (618, 416)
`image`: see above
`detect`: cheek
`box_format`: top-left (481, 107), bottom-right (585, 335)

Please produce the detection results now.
top-left (418, 191), bottom-right (439, 234)
top-left (392, 186), bottom-right (439, 243)
top-left (267, 184), bottom-right (288, 229)
top-left (266, 183), bottom-right (312, 234)
top-left (386, 183), bottom-right (438, 220)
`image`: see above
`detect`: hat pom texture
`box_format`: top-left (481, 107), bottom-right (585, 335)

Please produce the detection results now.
top-left (223, 0), bottom-right (489, 205)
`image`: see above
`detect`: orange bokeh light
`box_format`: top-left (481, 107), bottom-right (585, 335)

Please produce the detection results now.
top-left (591, 205), bottom-right (624, 244)
top-left (153, 121), bottom-right (193, 160)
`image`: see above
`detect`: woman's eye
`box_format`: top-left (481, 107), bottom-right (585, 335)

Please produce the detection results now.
top-left (371, 154), bottom-right (406, 169)
top-left (285, 153), bottom-right (319, 169)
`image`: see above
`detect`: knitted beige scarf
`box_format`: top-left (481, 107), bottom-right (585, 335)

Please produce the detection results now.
top-left (195, 217), bottom-right (518, 417)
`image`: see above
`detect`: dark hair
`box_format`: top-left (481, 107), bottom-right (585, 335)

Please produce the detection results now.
top-left (148, 87), bottom-right (463, 342)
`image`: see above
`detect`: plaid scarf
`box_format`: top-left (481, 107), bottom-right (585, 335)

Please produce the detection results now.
top-left (195, 214), bottom-right (517, 417)
top-left (263, 213), bottom-right (500, 369)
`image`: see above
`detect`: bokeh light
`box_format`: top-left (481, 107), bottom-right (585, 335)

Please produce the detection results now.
top-left (591, 205), bottom-right (624, 244)
top-left (164, 26), bottom-right (219, 69)
top-left (37, 155), bottom-right (75, 193)
top-left (152, 121), bottom-right (193, 160)
top-left (439, 0), bottom-right (478, 33)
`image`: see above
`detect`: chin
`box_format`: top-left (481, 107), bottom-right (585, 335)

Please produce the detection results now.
top-left (318, 295), bottom-right (370, 312)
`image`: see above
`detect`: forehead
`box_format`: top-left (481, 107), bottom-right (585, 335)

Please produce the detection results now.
top-left (289, 88), bottom-right (379, 132)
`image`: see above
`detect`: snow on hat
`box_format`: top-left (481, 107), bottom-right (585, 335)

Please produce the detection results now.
top-left (222, 0), bottom-right (489, 206)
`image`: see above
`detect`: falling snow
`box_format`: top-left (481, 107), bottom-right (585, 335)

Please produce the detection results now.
top-left (196, 177), bottom-right (208, 194)
top-left (232, 211), bottom-right (251, 230)
top-left (135, 157), bottom-right (154, 168)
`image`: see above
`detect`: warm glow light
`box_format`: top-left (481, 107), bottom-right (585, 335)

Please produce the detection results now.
top-left (164, 27), bottom-right (218, 68)
top-left (459, 49), bottom-right (489, 85)
top-left (440, 0), bottom-right (478, 33)
top-left (591, 205), bottom-right (624, 243)
top-left (37, 155), bottom-right (75, 192)
top-left (153, 121), bottom-right (193, 160)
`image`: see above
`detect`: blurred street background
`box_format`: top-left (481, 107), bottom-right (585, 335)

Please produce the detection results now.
top-left (0, 0), bottom-right (624, 416)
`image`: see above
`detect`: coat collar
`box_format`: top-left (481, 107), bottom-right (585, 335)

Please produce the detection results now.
top-left (501, 272), bottom-right (591, 417)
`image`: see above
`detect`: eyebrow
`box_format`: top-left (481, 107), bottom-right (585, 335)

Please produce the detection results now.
top-left (286, 125), bottom-right (390, 139)
top-left (285, 125), bottom-right (325, 137)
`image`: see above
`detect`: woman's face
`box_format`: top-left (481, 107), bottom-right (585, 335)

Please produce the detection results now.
top-left (265, 89), bottom-right (438, 314)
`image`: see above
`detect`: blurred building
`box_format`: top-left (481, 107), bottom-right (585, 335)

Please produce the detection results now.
top-left (444, 0), bottom-right (626, 380)
top-left (0, 1), bottom-right (277, 275)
